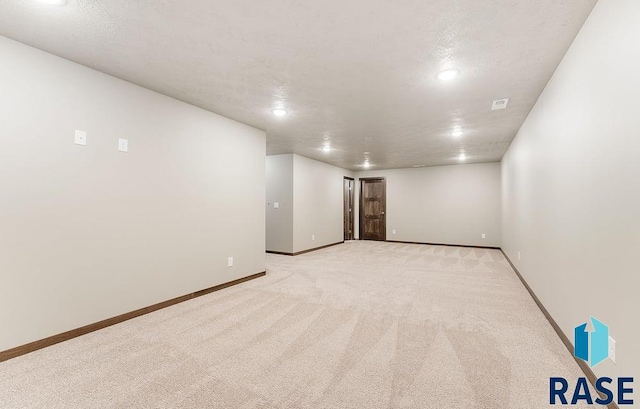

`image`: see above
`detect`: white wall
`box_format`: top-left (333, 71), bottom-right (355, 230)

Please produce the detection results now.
top-left (293, 155), bottom-right (352, 252)
top-left (355, 163), bottom-right (501, 247)
top-left (266, 154), bottom-right (352, 254)
top-left (501, 0), bottom-right (639, 382)
top-left (266, 154), bottom-right (294, 253)
top-left (0, 37), bottom-right (266, 352)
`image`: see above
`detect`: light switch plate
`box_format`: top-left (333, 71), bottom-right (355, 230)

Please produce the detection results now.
top-left (75, 130), bottom-right (87, 146)
top-left (482, 233), bottom-right (486, 239)
top-left (227, 257), bottom-right (233, 267)
top-left (274, 202), bottom-right (279, 209)
top-left (118, 138), bottom-right (128, 152)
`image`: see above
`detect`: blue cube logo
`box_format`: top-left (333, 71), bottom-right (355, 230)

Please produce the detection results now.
top-left (574, 317), bottom-right (609, 367)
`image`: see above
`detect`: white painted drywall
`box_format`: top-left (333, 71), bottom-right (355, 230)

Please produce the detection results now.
top-left (502, 0), bottom-right (639, 382)
top-left (292, 155), bottom-right (353, 253)
top-left (266, 154), bottom-right (294, 253)
top-left (355, 163), bottom-right (501, 247)
top-left (266, 154), bottom-right (352, 254)
top-left (0, 37), bottom-right (266, 352)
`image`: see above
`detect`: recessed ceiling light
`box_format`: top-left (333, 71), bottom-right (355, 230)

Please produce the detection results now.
top-left (363, 162), bottom-right (371, 168)
top-left (322, 145), bottom-right (331, 152)
top-left (413, 165), bottom-right (426, 168)
top-left (436, 69), bottom-right (460, 81)
top-left (271, 109), bottom-right (287, 117)
top-left (458, 153), bottom-right (467, 161)
top-left (451, 129), bottom-right (464, 137)
top-left (38, 0), bottom-right (66, 4)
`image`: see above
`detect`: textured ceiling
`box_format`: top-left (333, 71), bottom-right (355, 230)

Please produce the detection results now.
top-left (0, 0), bottom-right (597, 170)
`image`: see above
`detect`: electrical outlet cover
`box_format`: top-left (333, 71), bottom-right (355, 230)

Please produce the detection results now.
top-left (608, 336), bottom-right (616, 363)
top-left (118, 138), bottom-right (128, 152)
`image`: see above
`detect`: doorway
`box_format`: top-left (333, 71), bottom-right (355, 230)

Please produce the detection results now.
top-left (343, 177), bottom-right (355, 240)
top-left (359, 177), bottom-right (386, 241)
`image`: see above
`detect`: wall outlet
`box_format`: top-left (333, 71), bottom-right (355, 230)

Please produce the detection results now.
top-left (311, 235), bottom-right (315, 241)
top-left (392, 229), bottom-right (396, 235)
top-left (74, 130), bottom-right (87, 146)
top-left (227, 257), bottom-right (233, 267)
top-left (517, 251), bottom-right (521, 260)
top-left (481, 233), bottom-right (486, 239)
top-left (608, 336), bottom-right (616, 363)
top-left (118, 138), bottom-right (128, 152)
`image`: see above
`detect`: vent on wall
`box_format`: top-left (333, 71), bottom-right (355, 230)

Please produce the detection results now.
top-left (491, 98), bottom-right (509, 110)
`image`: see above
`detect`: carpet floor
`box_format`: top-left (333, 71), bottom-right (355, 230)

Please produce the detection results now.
top-left (0, 241), bottom-right (601, 408)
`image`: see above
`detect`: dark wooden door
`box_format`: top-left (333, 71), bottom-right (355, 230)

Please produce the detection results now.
top-left (344, 177), bottom-right (354, 240)
top-left (359, 178), bottom-right (386, 241)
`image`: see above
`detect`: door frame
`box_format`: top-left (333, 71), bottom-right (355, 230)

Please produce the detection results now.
top-left (343, 177), bottom-right (355, 240)
top-left (358, 177), bottom-right (386, 241)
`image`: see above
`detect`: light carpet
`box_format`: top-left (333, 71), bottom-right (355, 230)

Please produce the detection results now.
top-left (0, 241), bottom-right (601, 408)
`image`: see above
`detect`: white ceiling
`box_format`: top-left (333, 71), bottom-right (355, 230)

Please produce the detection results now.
top-left (0, 0), bottom-right (597, 170)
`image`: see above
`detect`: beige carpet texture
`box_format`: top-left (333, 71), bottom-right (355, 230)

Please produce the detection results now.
top-left (0, 241), bottom-right (602, 408)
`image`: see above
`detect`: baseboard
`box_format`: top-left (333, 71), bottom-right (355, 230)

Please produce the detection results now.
top-left (386, 239), bottom-right (500, 250)
top-left (0, 271), bottom-right (266, 363)
top-left (266, 241), bottom-right (344, 256)
top-left (265, 250), bottom-right (293, 256)
top-left (293, 241), bottom-right (344, 255)
top-left (500, 250), bottom-right (619, 409)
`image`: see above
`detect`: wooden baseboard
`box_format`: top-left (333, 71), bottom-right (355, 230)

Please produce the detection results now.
top-left (265, 250), bottom-right (293, 256)
top-left (0, 271), bottom-right (266, 363)
top-left (386, 239), bottom-right (500, 250)
top-left (266, 241), bottom-right (344, 256)
top-left (500, 250), bottom-right (619, 409)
